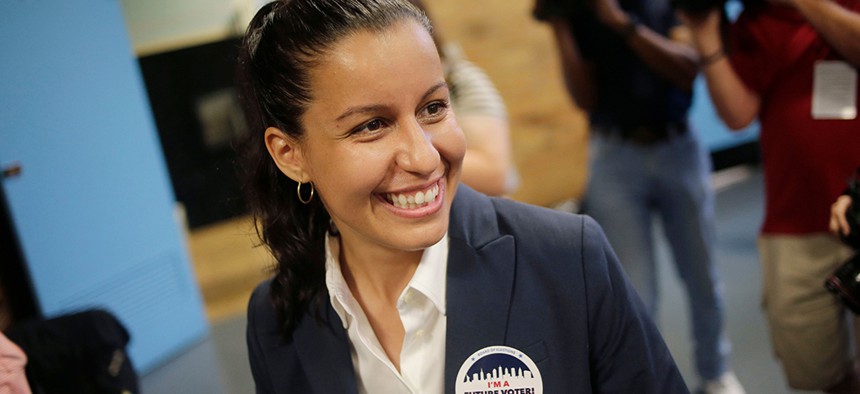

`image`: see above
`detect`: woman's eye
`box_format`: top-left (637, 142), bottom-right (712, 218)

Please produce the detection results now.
top-left (421, 101), bottom-right (448, 120)
top-left (427, 103), bottom-right (443, 115)
top-left (366, 119), bottom-right (383, 132)
top-left (352, 119), bottom-right (387, 136)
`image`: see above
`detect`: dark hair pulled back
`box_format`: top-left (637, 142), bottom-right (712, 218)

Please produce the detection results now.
top-left (235, 0), bottom-right (430, 340)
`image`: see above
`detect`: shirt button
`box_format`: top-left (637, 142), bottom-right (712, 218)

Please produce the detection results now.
top-left (415, 329), bottom-right (424, 338)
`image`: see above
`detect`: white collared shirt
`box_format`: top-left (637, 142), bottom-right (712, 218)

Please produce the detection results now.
top-left (325, 233), bottom-right (448, 394)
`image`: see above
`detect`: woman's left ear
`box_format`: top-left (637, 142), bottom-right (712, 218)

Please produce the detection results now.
top-left (264, 127), bottom-right (309, 183)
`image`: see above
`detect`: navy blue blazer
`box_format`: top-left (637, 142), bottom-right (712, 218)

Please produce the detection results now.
top-left (246, 185), bottom-right (689, 393)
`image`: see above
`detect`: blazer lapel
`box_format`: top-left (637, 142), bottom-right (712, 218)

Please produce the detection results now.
top-left (444, 187), bottom-right (517, 393)
top-left (282, 186), bottom-right (514, 394)
top-left (291, 301), bottom-right (358, 393)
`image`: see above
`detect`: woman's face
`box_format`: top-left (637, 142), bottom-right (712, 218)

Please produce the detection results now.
top-left (289, 20), bottom-right (466, 256)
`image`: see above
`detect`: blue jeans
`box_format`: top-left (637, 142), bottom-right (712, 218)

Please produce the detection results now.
top-left (583, 130), bottom-right (729, 380)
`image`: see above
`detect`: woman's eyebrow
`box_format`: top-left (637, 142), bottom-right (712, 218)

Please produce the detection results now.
top-left (334, 81), bottom-right (449, 122)
top-left (419, 81), bottom-right (449, 103)
top-left (335, 104), bottom-right (388, 122)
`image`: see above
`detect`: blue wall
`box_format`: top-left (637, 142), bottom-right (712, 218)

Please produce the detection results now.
top-left (0, 0), bottom-right (208, 373)
top-left (690, 76), bottom-right (759, 152)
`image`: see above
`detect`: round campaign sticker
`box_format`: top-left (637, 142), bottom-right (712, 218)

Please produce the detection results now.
top-left (455, 345), bottom-right (543, 394)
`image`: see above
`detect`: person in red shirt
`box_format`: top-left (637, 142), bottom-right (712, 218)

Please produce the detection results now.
top-left (681, 1), bottom-right (860, 392)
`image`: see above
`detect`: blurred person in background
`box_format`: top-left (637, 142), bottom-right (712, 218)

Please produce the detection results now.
top-left (680, 0), bottom-right (860, 392)
top-left (533, 0), bottom-right (743, 392)
top-left (408, 0), bottom-right (519, 196)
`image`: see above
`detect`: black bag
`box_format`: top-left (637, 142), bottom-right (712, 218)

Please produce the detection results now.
top-left (6, 308), bottom-right (139, 394)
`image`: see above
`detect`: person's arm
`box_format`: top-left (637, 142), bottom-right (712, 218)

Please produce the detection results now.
top-left (444, 45), bottom-right (517, 196)
top-left (789, 0), bottom-right (860, 66)
top-left (548, 17), bottom-right (598, 112)
top-left (458, 116), bottom-right (514, 196)
top-left (591, 0), bottom-right (699, 90)
top-left (679, 9), bottom-right (761, 129)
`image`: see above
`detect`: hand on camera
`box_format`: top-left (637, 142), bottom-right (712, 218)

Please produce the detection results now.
top-left (677, 7), bottom-right (721, 36)
top-left (831, 194), bottom-right (854, 238)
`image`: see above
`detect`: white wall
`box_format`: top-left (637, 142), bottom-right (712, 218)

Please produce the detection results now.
top-left (120, 0), bottom-right (266, 56)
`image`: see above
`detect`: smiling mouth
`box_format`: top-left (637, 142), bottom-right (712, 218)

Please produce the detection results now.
top-left (385, 183), bottom-right (440, 209)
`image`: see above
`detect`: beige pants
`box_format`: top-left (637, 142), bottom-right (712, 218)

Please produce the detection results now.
top-left (759, 234), bottom-right (859, 390)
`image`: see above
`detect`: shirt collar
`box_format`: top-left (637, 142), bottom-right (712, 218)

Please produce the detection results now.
top-left (407, 234), bottom-right (448, 315)
top-left (324, 232), bottom-right (449, 329)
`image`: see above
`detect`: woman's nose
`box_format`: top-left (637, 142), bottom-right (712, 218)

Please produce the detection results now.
top-left (395, 120), bottom-right (440, 175)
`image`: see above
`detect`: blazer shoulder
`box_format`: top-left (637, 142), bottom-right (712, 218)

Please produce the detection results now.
top-left (489, 199), bottom-right (616, 272)
top-left (450, 185), bottom-right (589, 247)
top-left (491, 196), bottom-right (592, 236)
top-left (248, 278), bottom-right (279, 336)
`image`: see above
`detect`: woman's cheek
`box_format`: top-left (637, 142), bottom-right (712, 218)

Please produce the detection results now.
top-left (441, 122), bottom-right (467, 165)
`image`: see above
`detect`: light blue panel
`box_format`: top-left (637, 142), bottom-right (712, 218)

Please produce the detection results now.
top-left (0, 0), bottom-right (208, 373)
top-left (689, 76), bottom-right (759, 152)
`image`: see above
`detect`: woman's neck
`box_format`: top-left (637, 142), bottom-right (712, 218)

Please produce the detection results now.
top-left (334, 235), bottom-right (424, 371)
top-left (335, 235), bottom-right (424, 305)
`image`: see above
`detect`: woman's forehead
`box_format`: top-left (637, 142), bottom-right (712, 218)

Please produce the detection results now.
top-left (305, 20), bottom-right (443, 110)
top-left (320, 20), bottom-right (436, 70)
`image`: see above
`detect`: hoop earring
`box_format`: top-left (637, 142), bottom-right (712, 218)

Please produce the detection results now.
top-left (297, 181), bottom-right (314, 204)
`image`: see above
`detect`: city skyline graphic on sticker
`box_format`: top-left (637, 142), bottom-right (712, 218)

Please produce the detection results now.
top-left (455, 345), bottom-right (543, 394)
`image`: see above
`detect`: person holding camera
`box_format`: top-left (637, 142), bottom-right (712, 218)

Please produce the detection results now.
top-left (680, 0), bottom-right (860, 392)
top-left (825, 169), bottom-right (860, 314)
top-left (532, 0), bottom-right (743, 393)
top-left (831, 180), bottom-right (858, 242)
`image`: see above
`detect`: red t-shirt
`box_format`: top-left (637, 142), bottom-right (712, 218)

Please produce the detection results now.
top-left (729, 2), bottom-right (860, 235)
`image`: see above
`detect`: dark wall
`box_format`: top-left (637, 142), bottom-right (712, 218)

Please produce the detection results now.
top-left (712, 141), bottom-right (760, 172)
top-left (138, 38), bottom-right (247, 229)
top-left (0, 181), bottom-right (40, 324)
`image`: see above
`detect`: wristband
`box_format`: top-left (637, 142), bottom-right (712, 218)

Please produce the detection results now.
top-left (699, 48), bottom-right (726, 69)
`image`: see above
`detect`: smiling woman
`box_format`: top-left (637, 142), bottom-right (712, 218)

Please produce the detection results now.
top-left (236, 1), bottom-right (688, 393)
top-left (265, 20), bottom-right (464, 256)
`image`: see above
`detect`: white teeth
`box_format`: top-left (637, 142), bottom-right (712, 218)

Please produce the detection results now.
top-left (388, 184), bottom-right (439, 209)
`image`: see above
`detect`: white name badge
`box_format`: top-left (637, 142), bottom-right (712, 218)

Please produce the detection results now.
top-left (812, 60), bottom-right (857, 120)
top-left (455, 345), bottom-right (543, 394)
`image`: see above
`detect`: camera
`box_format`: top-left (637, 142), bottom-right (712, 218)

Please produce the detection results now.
top-left (824, 168), bottom-right (860, 314)
top-left (841, 170), bottom-right (860, 249)
top-left (670, 0), bottom-right (724, 13)
top-left (670, 0), bottom-right (762, 13)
